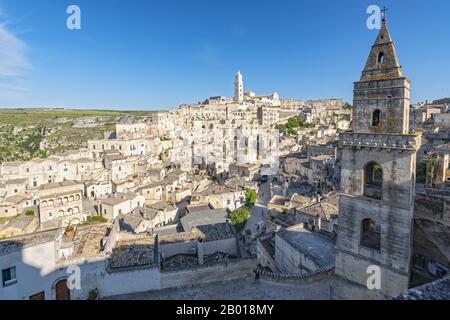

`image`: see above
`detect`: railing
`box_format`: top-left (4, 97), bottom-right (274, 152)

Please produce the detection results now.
top-left (255, 264), bottom-right (335, 283)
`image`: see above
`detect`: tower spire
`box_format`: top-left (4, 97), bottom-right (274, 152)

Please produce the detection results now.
top-left (360, 12), bottom-right (402, 81)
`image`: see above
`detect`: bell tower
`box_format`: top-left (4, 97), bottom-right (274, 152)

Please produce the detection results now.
top-left (234, 70), bottom-right (244, 103)
top-left (333, 15), bottom-right (421, 299)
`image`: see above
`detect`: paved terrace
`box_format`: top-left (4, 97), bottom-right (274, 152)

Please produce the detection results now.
top-left (105, 277), bottom-right (331, 300)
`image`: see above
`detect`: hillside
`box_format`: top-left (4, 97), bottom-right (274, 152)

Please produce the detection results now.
top-left (0, 108), bottom-right (149, 162)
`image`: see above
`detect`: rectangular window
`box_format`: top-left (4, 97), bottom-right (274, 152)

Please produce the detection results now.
top-left (2, 267), bottom-right (17, 287)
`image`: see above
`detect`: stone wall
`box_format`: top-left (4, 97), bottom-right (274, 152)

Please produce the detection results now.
top-left (413, 192), bottom-right (450, 276)
top-left (159, 258), bottom-right (256, 290)
top-left (340, 142), bottom-right (417, 209)
top-left (331, 274), bottom-right (387, 300)
top-left (353, 78), bottom-right (410, 134)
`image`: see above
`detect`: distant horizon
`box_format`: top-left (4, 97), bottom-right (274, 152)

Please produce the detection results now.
top-left (1, 0), bottom-right (449, 109)
top-left (0, 94), bottom-right (447, 111)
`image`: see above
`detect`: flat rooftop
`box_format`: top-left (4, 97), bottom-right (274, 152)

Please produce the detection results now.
top-left (196, 223), bottom-right (236, 241)
top-left (277, 224), bottom-right (336, 267)
top-left (180, 209), bottom-right (229, 232)
top-left (70, 224), bottom-right (109, 259)
top-left (109, 237), bottom-right (156, 270)
top-left (0, 229), bottom-right (59, 256)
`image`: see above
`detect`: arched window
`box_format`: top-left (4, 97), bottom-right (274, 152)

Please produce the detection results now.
top-left (378, 52), bottom-right (385, 65)
top-left (372, 110), bottom-right (381, 127)
top-left (360, 218), bottom-right (380, 250)
top-left (364, 162), bottom-right (383, 199)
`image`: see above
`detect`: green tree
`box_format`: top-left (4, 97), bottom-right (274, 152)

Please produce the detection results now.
top-left (343, 103), bottom-right (353, 110)
top-left (245, 188), bottom-right (257, 207)
top-left (229, 207), bottom-right (251, 233)
top-left (287, 117), bottom-right (300, 128)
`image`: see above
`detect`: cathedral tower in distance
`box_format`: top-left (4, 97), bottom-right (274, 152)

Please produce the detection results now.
top-left (234, 70), bottom-right (244, 103)
top-left (332, 15), bottom-right (421, 299)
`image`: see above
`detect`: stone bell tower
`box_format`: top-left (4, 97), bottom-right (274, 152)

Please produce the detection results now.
top-left (234, 70), bottom-right (244, 103)
top-left (332, 15), bottom-right (421, 299)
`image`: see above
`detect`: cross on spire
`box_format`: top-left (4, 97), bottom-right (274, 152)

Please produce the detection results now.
top-left (381, 6), bottom-right (388, 21)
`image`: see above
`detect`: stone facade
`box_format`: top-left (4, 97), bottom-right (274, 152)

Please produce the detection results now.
top-left (38, 181), bottom-right (85, 226)
top-left (333, 17), bottom-right (421, 299)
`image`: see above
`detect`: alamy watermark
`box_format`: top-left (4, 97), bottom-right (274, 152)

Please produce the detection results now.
top-left (67, 5), bottom-right (81, 30)
top-left (66, 265), bottom-right (81, 290)
top-left (366, 265), bottom-right (381, 290)
top-left (366, 5), bottom-right (388, 30)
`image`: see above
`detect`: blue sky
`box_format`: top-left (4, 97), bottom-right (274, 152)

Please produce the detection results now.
top-left (0, 0), bottom-right (449, 110)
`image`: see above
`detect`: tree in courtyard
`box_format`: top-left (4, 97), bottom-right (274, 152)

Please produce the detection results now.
top-left (229, 207), bottom-right (251, 233)
top-left (245, 188), bottom-right (257, 207)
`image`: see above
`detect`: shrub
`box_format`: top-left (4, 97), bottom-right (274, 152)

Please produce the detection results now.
top-left (245, 188), bottom-right (257, 207)
top-left (84, 215), bottom-right (108, 225)
top-left (88, 288), bottom-right (99, 300)
top-left (229, 207), bottom-right (251, 233)
top-left (25, 210), bottom-right (34, 216)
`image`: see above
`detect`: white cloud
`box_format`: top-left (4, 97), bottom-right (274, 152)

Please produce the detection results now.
top-left (0, 23), bottom-right (32, 76)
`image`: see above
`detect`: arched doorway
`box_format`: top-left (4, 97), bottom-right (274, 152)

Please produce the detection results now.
top-left (54, 279), bottom-right (70, 300)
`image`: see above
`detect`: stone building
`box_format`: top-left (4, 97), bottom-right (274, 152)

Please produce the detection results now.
top-left (37, 181), bottom-right (85, 227)
top-left (258, 106), bottom-right (280, 126)
top-left (234, 70), bottom-right (244, 103)
top-left (274, 224), bottom-right (336, 275)
top-left (333, 16), bottom-right (421, 299)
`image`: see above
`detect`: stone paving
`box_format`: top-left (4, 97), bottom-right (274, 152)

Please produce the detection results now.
top-left (106, 277), bottom-right (331, 300)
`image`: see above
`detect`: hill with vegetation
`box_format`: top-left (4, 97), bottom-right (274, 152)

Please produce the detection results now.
top-left (0, 108), bottom-right (149, 162)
